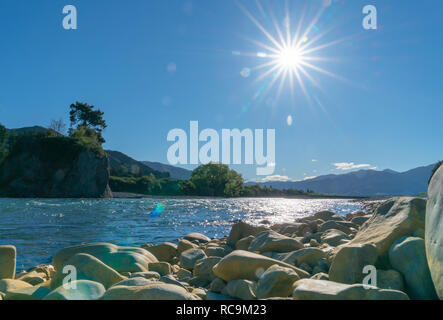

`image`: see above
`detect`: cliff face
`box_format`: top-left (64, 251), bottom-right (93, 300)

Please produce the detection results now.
top-left (0, 135), bottom-right (112, 198)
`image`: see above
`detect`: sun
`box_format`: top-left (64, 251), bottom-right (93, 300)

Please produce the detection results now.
top-left (277, 47), bottom-right (304, 70)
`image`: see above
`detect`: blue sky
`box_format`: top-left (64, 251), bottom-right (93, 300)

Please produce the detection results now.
top-left (0, 0), bottom-right (442, 181)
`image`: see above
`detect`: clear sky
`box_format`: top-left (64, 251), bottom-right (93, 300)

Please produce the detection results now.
top-left (0, 0), bottom-right (442, 181)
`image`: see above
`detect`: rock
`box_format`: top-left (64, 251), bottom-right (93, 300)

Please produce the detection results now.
top-left (52, 242), bottom-right (157, 273)
top-left (346, 211), bottom-right (366, 221)
top-left (44, 280), bottom-right (106, 300)
top-left (209, 277), bottom-right (227, 293)
top-left (426, 164), bottom-right (443, 299)
top-left (227, 221), bottom-right (269, 247)
top-left (26, 264), bottom-right (55, 279)
top-left (160, 275), bottom-right (187, 289)
top-left (311, 273), bottom-right (329, 280)
top-left (376, 270), bottom-right (405, 292)
top-left (281, 248), bottom-right (326, 268)
top-left (351, 216), bottom-right (371, 226)
top-left (309, 239), bottom-right (320, 247)
top-left (222, 280), bottom-right (257, 300)
top-left (413, 228), bottom-right (425, 239)
top-left (293, 279), bottom-right (409, 300)
top-left (177, 239), bottom-right (198, 254)
top-left (131, 271), bottom-right (161, 280)
top-left (256, 265), bottom-right (300, 299)
top-left (313, 211), bottom-right (336, 221)
top-left (111, 277), bottom-right (157, 288)
top-left (193, 257), bottom-right (221, 278)
top-left (176, 268), bottom-right (192, 281)
top-left (0, 135), bottom-right (112, 198)
top-left (180, 249), bottom-right (207, 270)
top-left (204, 246), bottom-right (230, 257)
top-left (16, 271), bottom-right (46, 286)
top-left (248, 230), bottom-right (304, 253)
top-left (212, 250), bottom-right (309, 282)
top-left (0, 245), bottom-right (16, 279)
top-left (50, 253), bottom-right (126, 289)
top-left (272, 223), bottom-right (313, 237)
top-left (206, 292), bottom-right (235, 300)
top-left (320, 229), bottom-right (350, 247)
top-left (192, 288), bottom-right (207, 299)
top-left (0, 279), bottom-right (32, 295)
top-left (236, 236), bottom-right (255, 250)
top-left (184, 233), bottom-right (211, 244)
top-left (318, 220), bottom-right (357, 235)
top-left (143, 242), bottom-right (177, 263)
top-left (339, 197), bottom-right (426, 267)
top-left (299, 262), bottom-right (313, 274)
top-left (5, 286), bottom-right (51, 300)
top-left (102, 283), bottom-right (199, 300)
top-left (148, 262), bottom-right (171, 276)
top-left (188, 275), bottom-right (212, 288)
top-left (389, 236), bottom-right (437, 300)
top-left (329, 244), bottom-right (378, 284)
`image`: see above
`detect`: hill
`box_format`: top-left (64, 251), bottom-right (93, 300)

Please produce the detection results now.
top-left (142, 161), bottom-right (192, 180)
top-left (106, 150), bottom-right (168, 179)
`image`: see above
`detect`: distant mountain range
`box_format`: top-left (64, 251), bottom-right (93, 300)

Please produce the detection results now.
top-left (142, 161), bottom-right (192, 180)
top-left (106, 150), bottom-right (168, 179)
top-left (248, 164), bottom-right (436, 196)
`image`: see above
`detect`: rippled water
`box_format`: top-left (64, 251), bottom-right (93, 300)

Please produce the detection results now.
top-left (0, 197), bottom-right (363, 270)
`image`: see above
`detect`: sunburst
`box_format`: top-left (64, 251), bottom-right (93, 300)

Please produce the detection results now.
top-left (236, 1), bottom-right (348, 103)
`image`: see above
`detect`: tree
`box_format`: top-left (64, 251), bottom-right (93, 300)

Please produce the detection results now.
top-left (69, 102), bottom-right (107, 143)
top-left (49, 118), bottom-right (67, 135)
top-left (0, 123), bottom-right (9, 162)
top-left (187, 163), bottom-right (244, 197)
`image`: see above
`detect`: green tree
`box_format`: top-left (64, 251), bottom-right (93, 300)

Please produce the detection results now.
top-left (69, 102), bottom-right (107, 143)
top-left (0, 123), bottom-right (9, 162)
top-left (187, 163), bottom-right (244, 197)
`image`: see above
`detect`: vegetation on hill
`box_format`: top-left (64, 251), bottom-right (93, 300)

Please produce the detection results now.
top-left (429, 161), bottom-right (442, 184)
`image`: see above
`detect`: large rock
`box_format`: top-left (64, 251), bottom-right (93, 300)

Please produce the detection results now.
top-left (281, 248), bottom-right (327, 268)
top-left (426, 164), bottom-right (443, 299)
top-left (177, 239), bottom-right (198, 254)
top-left (0, 134), bottom-right (112, 198)
top-left (271, 222), bottom-right (313, 237)
top-left (329, 244), bottom-right (378, 284)
top-left (143, 242), bottom-right (177, 263)
top-left (193, 257), bottom-right (221, 278)
top-left (212, 250), bottom-right (309, 282)
top-left (318, 220), bottom-right (357, 235)
top-left (52, 242), bottom-right (157, 273)
top-left (5, 286), bottom-right (51, 300)
top-left (320, 229), bottom-right (350, 247)
top-left (389, 236), bottom-right (437, 300)
top-left (51, 253), bottom-right (126, 289)
top-left (102, 283), bottom-right (199, 300)
top-left (235, 236), bottom-right (255, 250)
top-left (222, 280), bottom-right (257, 300)
top-left (248, 230), bottom-right (303, 253)
top-left (376, 269), bottom-right (405, 292)
top-left (293, 279), bottom-right (409, 300)
top-left (184, 233), bottom-right (211, 244)
top-left (336, 197), bottom-right (426, 266)
top-left (180, 249), bottom-right (207, 270)
top-left (227, 221), bottom-right (269, 247)
top-left (0, 279), bottom-right (32, 295)
top-left (44, 280), bottom-right (105, 300)
top-left (256, 264), bottom-right (300, 299)
top-left (0, 245), bottom-right (16, 279)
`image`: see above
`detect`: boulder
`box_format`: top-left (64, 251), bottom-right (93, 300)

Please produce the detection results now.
top-left (0, 245), bottom-right (16, 279)
top-left (143, 242), bottom-right (177, 263)
top-left (310, 273), bottom-right (329, 280)
top-left (204, 246), bottom-right (230, 257)
top-left (346, 211), bottom-right (366, 221)
top-left (318, 221), bottom-right (357, 235)
top-left (351, 216), bottom-right (371, 226)
top-left (50, 253), bottom-right (126, 289)
top-left (184, 233), bottom-right (211, 244)
top-left (320, 229), bottom-right (350, 247)
top-left (425, 164), bottom-right (443, 299)
top-left (209, 277), bottom-right (227, 293)
top-left (44, 280), bottom-right (105, 300)
top-left (52, 243), bottom-right (157, 273)
top-left (176, 268), bottom-right (192, 281)
top-left (227, 221), bottom-right (269, 247)
top-left (389, 236), bottom-right (437, 300)
top-left (376, 270), bottom-right (405, 292)
top-left (102, 283), bottom-right (199, 300)
top-left (236, 236), bottom-right (255, 250)
top-left (5, 286), bottom-right (50, 300)
top-left (329, 244), bottom-right (378, 284)
top-left (212, 250), bottom-right (309, 282)
top-left (272, 223), bottom-right (313, 237)
top-left (16, 270), bottom-right (47, 286)
top-left (148, 262), bottom-right (171, 276)
top-left (0, 279), bottom-right (32, 295)
top-left (248, 230), bottom-right (303, 253)
top-left (312, 211), bottom-right (336, 221)
top-left (180, 249), bottom-right (207, 270)
top-left (293, 279), bottom-right (409, 300)
top-left (160, 275), bottom-right (187, 289)
top-left (111, 277), bottom-right (157, 288)
top-left (281, 248), bottom-right (327, 268)
top-left (193, 257), bottom-right (221, 278)
top-left (256, 264), bottom-right (300, 299)
top-left (131, 271), bottom-right (161, 280)
top-left (337, 197), bottom-right (426, 267)
top-left (222, 279), bottom-right (257, 300)
top-left (177, 239), bottom-right (198, 254)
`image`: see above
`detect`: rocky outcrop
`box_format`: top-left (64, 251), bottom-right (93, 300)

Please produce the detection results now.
top-left (426, 164), bottom-right (443, 299)
top-left (0, 135), bottom-right (112, 198)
